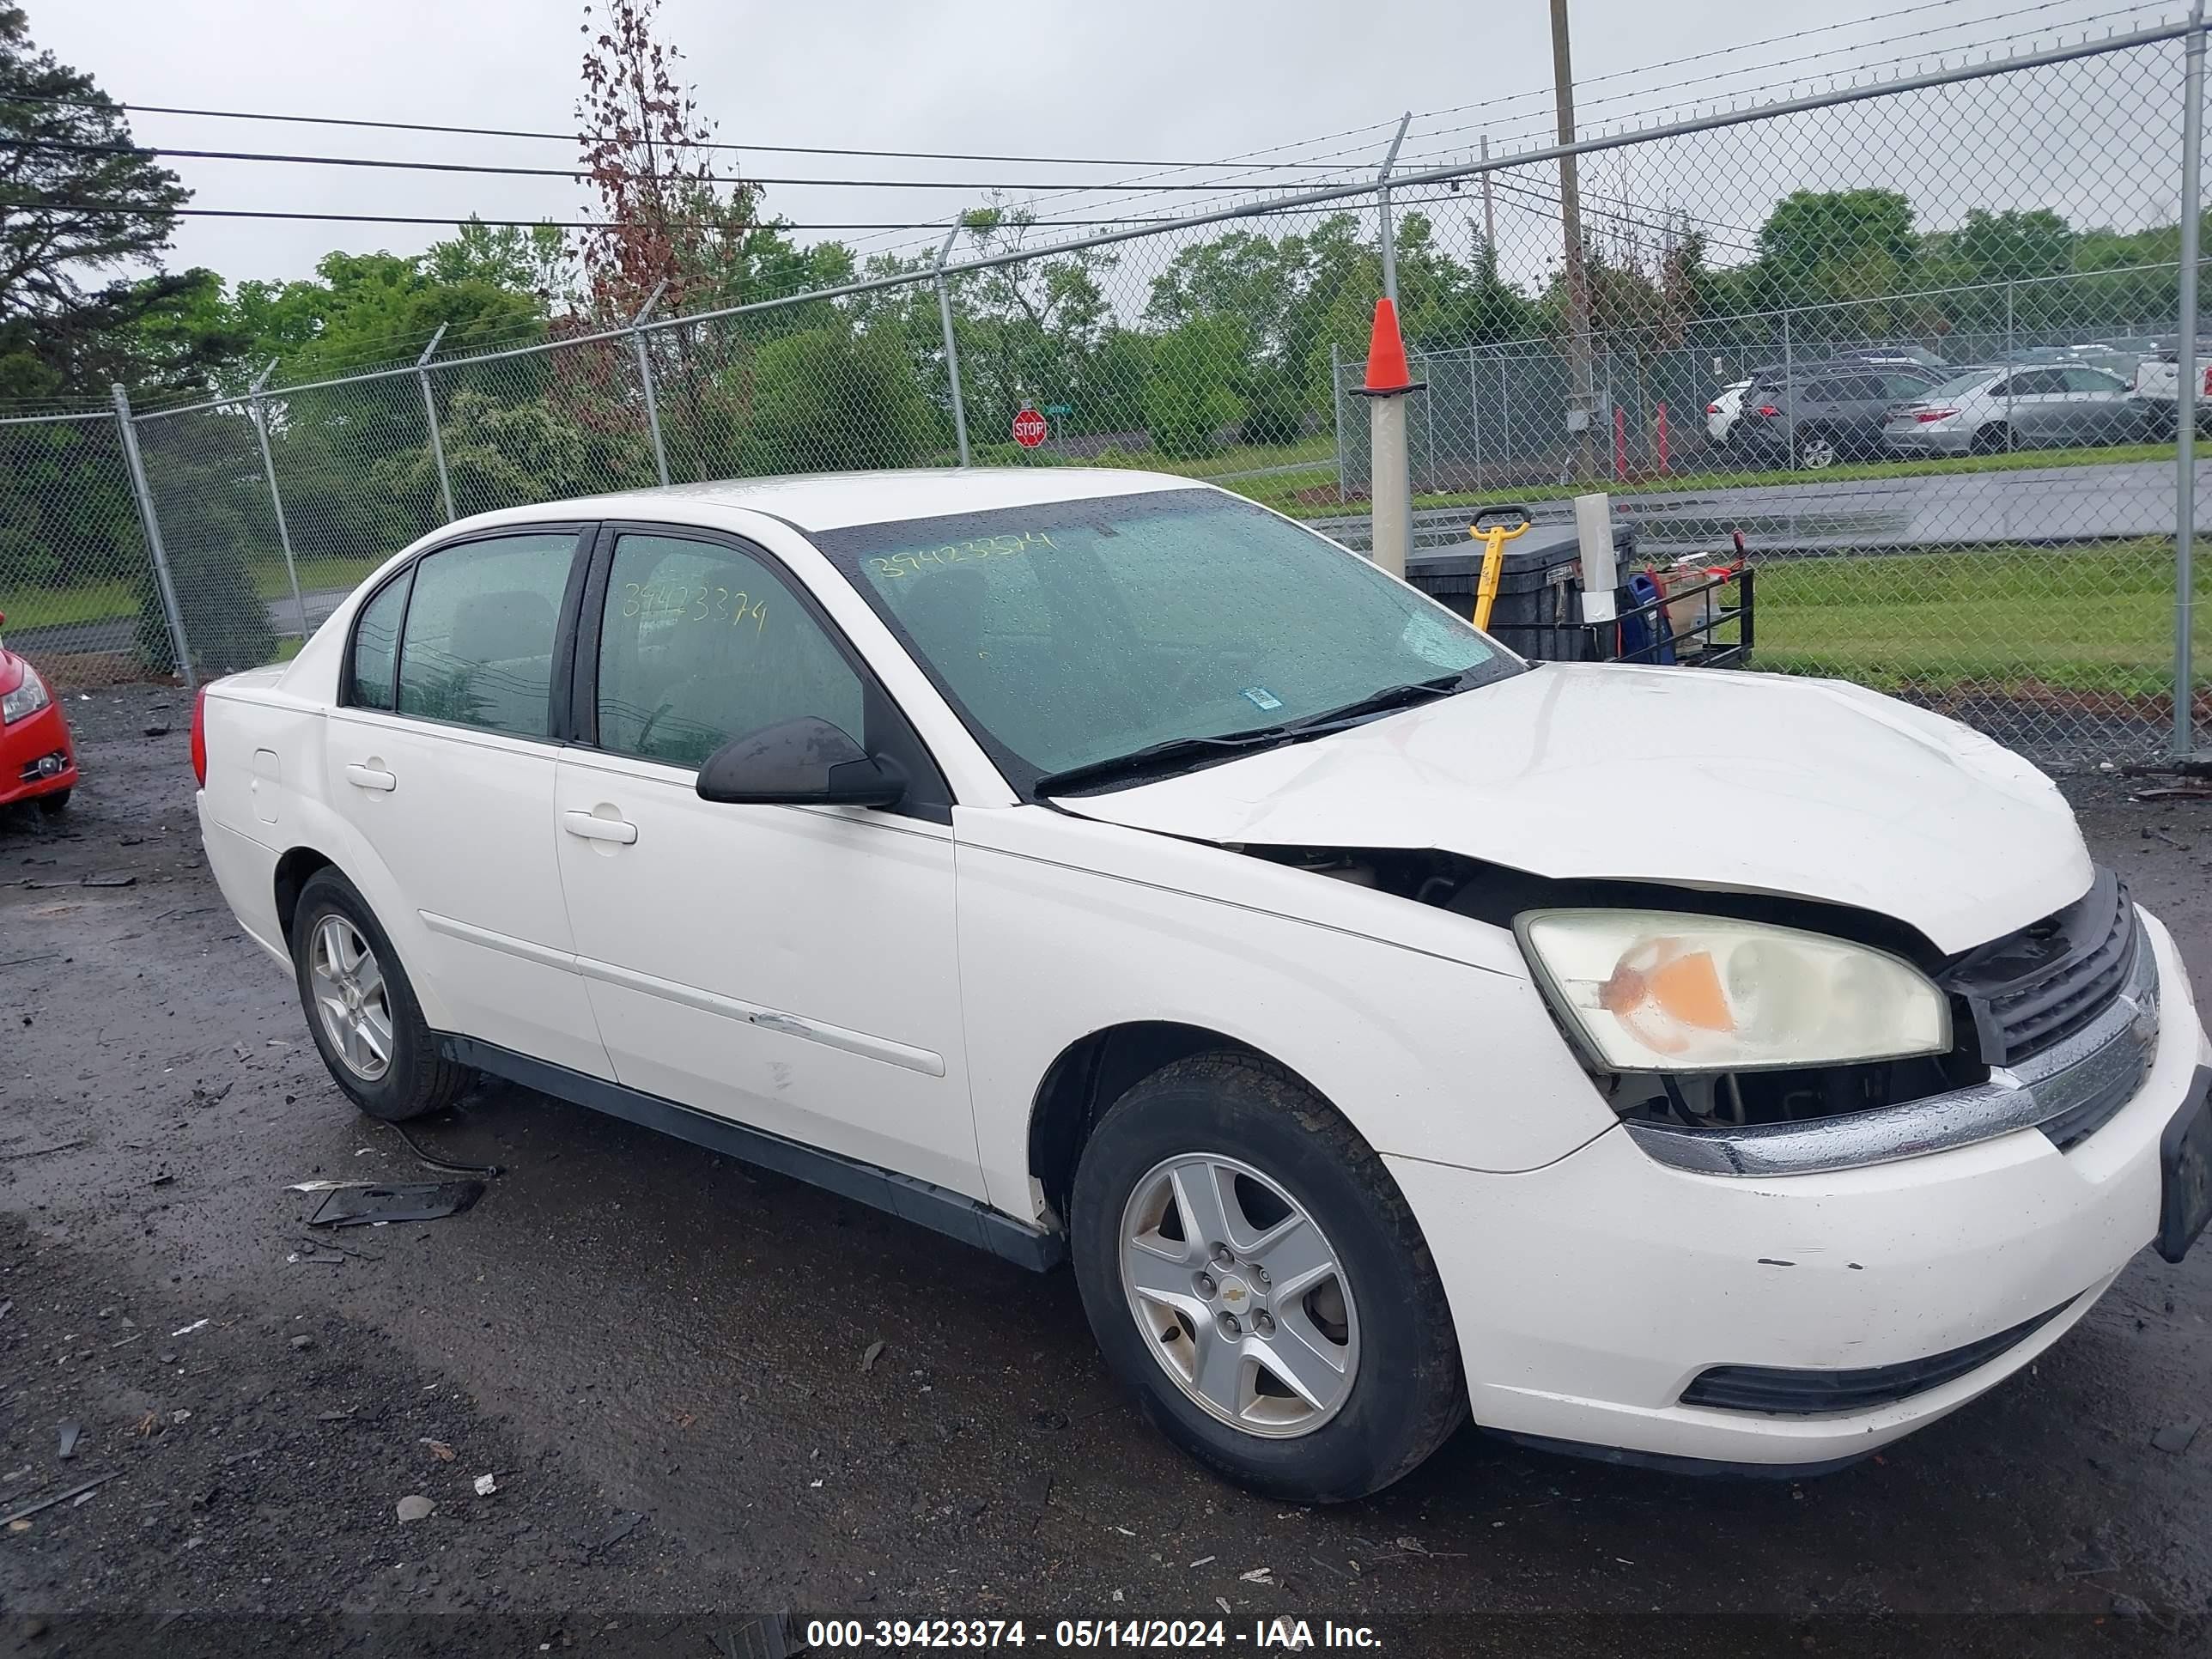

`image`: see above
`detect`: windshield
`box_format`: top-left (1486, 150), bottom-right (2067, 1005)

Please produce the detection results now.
top-left (814, 488), bottom-right (1517, 790)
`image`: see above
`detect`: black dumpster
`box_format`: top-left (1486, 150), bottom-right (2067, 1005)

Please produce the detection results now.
top-left (1404, 515), bottom-right (1634, 664)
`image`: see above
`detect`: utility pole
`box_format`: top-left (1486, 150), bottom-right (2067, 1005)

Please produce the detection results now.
top-left (1479, 134), bottom-right (1497, 255)
top-left (1551, 0), bottom-right (1597, 481)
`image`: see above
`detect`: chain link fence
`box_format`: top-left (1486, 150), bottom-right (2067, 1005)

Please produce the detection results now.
top-left (2, 18), bottom-right (2206, 764)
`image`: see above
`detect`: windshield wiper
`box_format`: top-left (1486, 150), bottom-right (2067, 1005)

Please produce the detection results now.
top-left (1032, 723), bottom-right (1305, 797)
top-left (1284, 672), bottom-right (1468, 733)
top-left (1033, 674), bottom-right (1475, 799)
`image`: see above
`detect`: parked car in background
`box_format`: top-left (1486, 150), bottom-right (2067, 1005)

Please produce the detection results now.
top-left (2132, 340), bottom-right (2212, 435)
top-left (192, 470), bottom-right (2212, 1501)
top-left (0, 615), bottom-right (76, 815)
top-left (1736, 362), bottom-right (1948, 468)
top-left (1704, 379), bottom-right (1752, 447)
top-left (1885, 364), bottom-right (2149, 457)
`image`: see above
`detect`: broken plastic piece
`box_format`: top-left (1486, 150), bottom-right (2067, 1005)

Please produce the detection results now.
top-left (307, 1182), bottom-right (484, 1229)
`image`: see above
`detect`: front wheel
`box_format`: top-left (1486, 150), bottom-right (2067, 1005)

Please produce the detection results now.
top-left (1069, 1052), bottom-right (1466, 1502)
top-left (34, 788), bottom-right (70, 816)
top-left (289, 867), bottom-right (470, 1121)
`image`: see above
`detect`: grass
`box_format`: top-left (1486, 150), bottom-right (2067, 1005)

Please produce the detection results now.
top-left (2, 555), bottom-right (376, 633)
top-left (1749, 541), bottom-right (2207, 701)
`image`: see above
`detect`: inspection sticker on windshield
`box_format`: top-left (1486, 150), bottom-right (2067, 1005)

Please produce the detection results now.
top-left (1240, 686), bottom-right (1285, 711)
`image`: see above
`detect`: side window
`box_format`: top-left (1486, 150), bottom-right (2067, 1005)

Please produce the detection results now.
top-left (348, 567), bottom-right (412, 711)
top-left (596, 533), bottom-right (865, 769)
top-left (395, 532), bottom-right (576, 739)
top-left (2008, 369), bottom-right (2063, 395)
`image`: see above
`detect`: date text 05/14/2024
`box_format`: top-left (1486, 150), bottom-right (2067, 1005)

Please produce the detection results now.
top-left (801, 1619), bottom-right (1383, 1650)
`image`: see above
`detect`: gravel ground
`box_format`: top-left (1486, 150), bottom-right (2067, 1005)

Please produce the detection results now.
top-left (2, 686), bottom-right (2209, 1657)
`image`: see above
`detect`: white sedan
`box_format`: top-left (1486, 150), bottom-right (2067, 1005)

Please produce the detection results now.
top-left (192, 469), bottom-right (2212, 1501)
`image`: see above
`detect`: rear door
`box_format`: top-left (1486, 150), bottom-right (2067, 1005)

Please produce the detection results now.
top-left (550, 525), bottom-right (981, 1197)
top-left (1999, 368), bottom-right (2071, 445)
top-left (326, 525), bottom-right (612, 1079)
top-left (2060, 366), bottom-right (2134, 444)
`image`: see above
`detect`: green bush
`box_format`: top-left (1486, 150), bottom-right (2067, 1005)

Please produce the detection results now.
top-left (1237, 369), bottom-right (1308, 447)
top-left (738, 322), bottom-right (945, 475)
top-left (1143, 316), bottom-right (1249, 460)
top-left (132, 494), bottom-right (276, 677)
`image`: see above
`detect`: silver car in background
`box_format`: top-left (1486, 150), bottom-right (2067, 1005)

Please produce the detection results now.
top-left (1885, 364), bottom-right (2148, 457)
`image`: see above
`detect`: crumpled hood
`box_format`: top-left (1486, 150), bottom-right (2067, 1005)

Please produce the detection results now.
top-left (1054, 663), bottom-right (2093, 955)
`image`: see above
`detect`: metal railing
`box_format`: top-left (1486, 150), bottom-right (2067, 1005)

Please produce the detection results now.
top-left (0, 14), bottom-right (2204, 763)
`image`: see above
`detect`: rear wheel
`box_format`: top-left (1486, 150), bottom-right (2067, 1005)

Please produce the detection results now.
top-left (1970, 422), bottom-right (2013, 456)
top-left (1069, 1051), bottom-right (1465, 1503)
top-left (1793, 430), bottom-right (1838, 469)
top-left (289, 867), bottom-right (468, 1121)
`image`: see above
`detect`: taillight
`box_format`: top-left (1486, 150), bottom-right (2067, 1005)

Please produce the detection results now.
top-left (1755, 404), bottom-right (1781, 417)
top-left (191, 684), bottom-right (210, 787)
top-left (1915, 408), bottom-right (1959, 423)
top-left (1705, 403), bottom-right (1721, 414)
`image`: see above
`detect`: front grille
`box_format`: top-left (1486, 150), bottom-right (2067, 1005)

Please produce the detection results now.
top-left (1680, 1298), bottom-right (2075, 1415)
top-left (1943, 869), bottom-right (2136, 1066)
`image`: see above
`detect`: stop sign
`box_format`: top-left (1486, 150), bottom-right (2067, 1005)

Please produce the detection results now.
top-left (1011, 406), bottom-right (1049, 448)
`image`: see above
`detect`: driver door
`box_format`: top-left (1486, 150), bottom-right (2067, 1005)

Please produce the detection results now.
top-left (550, 526), bottom-right (982, 1199)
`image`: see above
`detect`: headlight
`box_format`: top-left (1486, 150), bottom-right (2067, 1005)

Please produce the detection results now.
top-left (1516, 909), bottom-right (1950, 1073)
top-left (2, 670), bottom-right (51, 725)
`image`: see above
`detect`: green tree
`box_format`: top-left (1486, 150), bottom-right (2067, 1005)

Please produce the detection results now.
top-left (1143, 315), bottom-right (1249, 459)
top-left (0, 5), bottom-right (242, 398)
top-left (1752, 189), bottom-right (1919, 343)
top-left (737, 320), bottom-right (944, 475)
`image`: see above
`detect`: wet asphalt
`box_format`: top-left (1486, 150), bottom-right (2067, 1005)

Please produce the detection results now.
top-left (1, 690), bottom-right (2209, 1656)
top-left (1309, 455), bottom-right (2212, 556)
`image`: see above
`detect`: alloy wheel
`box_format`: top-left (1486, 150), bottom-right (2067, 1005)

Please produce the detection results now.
top-left (1118, 1153), bottom-right (1360, 1438)
top-left (309, 915), bottom-right (394, 1082)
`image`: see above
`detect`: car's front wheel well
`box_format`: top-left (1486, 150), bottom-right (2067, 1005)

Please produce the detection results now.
top-left (273, 847), bottom-right (336, 945)
top-left (1028, 1022), bottom-right (1273, 1229)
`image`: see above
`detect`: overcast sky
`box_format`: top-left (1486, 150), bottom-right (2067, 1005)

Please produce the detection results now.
top-left (35, 0), bottom-right (2193, 290)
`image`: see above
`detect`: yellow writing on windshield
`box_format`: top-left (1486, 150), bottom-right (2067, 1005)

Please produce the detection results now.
top-left (868, 530), bottom-right (1054, 580)
top-left (621, 580), bottom-right (769, 635)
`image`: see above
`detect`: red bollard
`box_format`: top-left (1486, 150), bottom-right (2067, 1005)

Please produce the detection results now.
top-left (1656, 402), bottom-right (1670, 476)
top-left (1612, 405), bottom-right (1628, 480)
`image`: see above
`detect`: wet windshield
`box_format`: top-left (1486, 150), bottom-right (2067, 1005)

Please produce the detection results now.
top-left (815, 488), bottom-right (1518, 789)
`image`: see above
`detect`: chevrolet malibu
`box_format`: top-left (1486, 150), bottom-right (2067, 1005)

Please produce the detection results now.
top-left (192, 471), bottom-right (2212, 1501)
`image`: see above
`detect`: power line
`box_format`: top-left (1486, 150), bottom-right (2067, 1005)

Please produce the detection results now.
top-left (1, 136), bottom-right (1382, 192)
top-left (4, 93), bottom-right (1358, 171)
top-left (21, 202), bottom-right (1207, 232)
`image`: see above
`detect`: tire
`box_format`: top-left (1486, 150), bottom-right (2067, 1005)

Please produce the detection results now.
top-left (289, 866), bottom-right (469, 1121)
top-left (1970, 423), bottom-right (2012, 457)
top-left (1793, 430), bottom-right (1838, 470)
top-left (1069, 1051), bottom-right (1466, 1503)
top-left (34, 789), bottom-right (70, 816)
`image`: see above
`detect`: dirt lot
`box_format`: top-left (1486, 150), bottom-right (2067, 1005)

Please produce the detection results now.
top-left (2, 689), bottom-right (2209, 1657)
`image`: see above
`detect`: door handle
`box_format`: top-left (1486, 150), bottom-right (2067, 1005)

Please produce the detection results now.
top-left (344, 763), bottom-right (397, 793)
top-left (562, 810), bottom-right (638, 846)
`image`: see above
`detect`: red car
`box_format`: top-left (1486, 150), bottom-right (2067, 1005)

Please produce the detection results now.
top-left (0, 614), bottom-right (77, 815)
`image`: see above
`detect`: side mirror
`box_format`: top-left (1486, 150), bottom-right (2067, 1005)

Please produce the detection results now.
top-left (696, 716), bottom-right (907, 808)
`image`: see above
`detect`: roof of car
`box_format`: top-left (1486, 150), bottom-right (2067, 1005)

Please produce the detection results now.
top-left (455, 467), bottom-right (1202, 538)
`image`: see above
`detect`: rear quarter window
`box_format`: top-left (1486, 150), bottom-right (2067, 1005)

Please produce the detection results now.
top-left (347, 568), bottom-right (411, 711)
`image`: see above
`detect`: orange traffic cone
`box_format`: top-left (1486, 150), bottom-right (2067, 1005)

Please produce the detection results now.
top-left (1362, 297), bottom-right (1414, 394)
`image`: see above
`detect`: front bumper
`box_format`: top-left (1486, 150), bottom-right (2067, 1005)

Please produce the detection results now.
top-left (1389, 908), bottom-right (2211, 1468)
top-left (0, 700), bottom-right (77, 806)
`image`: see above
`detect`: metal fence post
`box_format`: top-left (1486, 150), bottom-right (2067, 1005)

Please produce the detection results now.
top-left (1376, 112), bottom-right (1413, 306)
top-left (934, 224), bottom-right (972, 467)
top-left (630, 279), bottom-right (672, 488)
top-left (416, 323), bottom-right (455, 522)
top-left (109, 384), bottom-right (195, 692)
top-left (248, 357), bottom-right (309, 638)
top-left (1331, 341), bottom-right (1346, 502)
top-left (2176, 0), bottom-right (2207, 757)
top-left (1781, 310), bottom-right (1796, 464)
